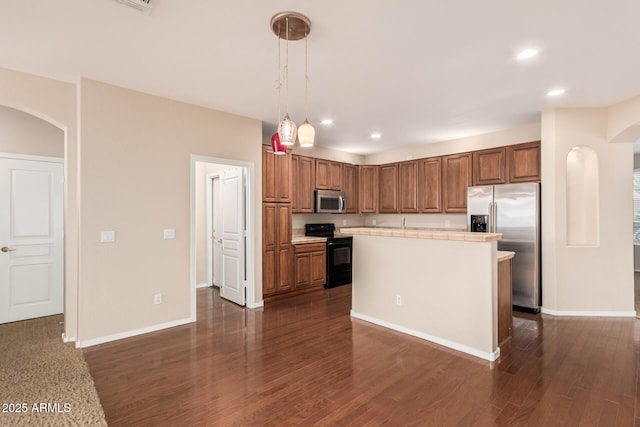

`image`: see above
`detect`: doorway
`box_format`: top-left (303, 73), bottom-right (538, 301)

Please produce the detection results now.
top-left (191, 155), bottom-right (255, 316)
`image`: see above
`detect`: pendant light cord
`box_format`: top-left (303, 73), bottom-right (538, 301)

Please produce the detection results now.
top-left (304, 31), bottom-right (309, 121)
top-left (284, 17), bottom-right (289, 116)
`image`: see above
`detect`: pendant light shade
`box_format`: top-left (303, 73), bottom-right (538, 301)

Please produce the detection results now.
top-left (298, 120), bottom-right (315, 147)
top-left (278, 113), bottom-right (297, 146)
top-left (271, 132), bottom-right (286, 155)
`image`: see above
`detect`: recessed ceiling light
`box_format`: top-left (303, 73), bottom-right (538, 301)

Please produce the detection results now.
top-left (321, 119), bottom-right (333, 125)
top-left (547, 88), bottom-right (566, 97)
top-left (517, 49), bottom-right (538, 60)
top-left (370, 133), bottom-right (382, 139)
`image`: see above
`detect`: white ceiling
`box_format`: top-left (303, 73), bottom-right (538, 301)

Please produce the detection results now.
top-left (1, 0), bottom-right (640, 155)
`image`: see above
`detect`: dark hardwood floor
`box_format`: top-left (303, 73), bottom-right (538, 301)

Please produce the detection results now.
top-left (84, 286), bottom-right (640, 426)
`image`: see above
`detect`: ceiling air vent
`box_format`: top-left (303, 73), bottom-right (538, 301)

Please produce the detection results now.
top-left (116, 0), bottom-right (152, 13)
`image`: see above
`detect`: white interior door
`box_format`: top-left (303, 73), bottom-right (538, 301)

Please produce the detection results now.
top-left (0, 157), bottom-right (63, 324)
top-left (219, 168), bottom-right (245, 306)
top-left (212, 176), bottom-right (223, 286)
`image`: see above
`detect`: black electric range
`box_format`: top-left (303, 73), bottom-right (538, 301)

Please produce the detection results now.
top-left (305, 223), bottom-right (352, 288)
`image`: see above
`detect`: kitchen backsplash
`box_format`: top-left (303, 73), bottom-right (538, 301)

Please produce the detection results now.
top-left (292, 213), bottom-right (467, 231)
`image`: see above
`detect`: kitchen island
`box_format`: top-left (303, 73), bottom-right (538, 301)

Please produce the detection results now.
top-left (340, 227), bottom-right (504, 361)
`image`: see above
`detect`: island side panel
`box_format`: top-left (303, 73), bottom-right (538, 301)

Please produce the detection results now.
top-left (350, 235), bottom-right (498, 360)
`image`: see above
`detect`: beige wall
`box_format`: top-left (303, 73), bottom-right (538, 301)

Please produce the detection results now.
top-left (0, 106), bottom-right (64, 157)
top-left (77, 78), bottom-right (262, 343)
top-left (364, 122), bottom-right (541, 165)
top-left (608, 95), bottom-right (640, 143)
top-left (541, 108), bottom-right (634, 313)
top-left (0, 67), bottom-right (78, 340)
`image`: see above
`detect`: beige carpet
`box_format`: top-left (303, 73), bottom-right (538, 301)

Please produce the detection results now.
top-left (0, 315), bottom-right (107, 427)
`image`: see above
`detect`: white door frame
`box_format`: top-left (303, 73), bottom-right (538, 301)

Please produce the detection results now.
top-left (206, 173), bottom-right (221, 287)
top-left (190, 155), bottom-right (257, 320)
top-left (0, 151), bottom-right (65, 322)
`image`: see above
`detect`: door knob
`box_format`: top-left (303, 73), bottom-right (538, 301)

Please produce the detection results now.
top-left (1, 246), bottom-right (16, 253)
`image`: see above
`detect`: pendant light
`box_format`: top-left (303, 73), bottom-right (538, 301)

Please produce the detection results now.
top-left (271, 132), bottom-right (286, 155)
top-left (298, 30), bottom-right (315, 147)
top-left (271, 12), bottom-right (312, 147)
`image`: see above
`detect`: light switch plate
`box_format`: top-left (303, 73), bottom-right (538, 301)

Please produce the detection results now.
top-left (163, 229), bottom-right (176, 239)
top-left (100, 231), bottom-right (115, 243)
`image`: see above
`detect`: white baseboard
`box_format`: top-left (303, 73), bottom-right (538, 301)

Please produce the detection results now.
top-left (61, 333), bottom-right (76, 343)
top-left (247, 300), bottom-right (264, 309)
top-left (350, 310), bottom-right (500, 362)
top-left (196, 283), bottom-right (211, 288)
top-left (541, 307), bottom-right (637, 317)
top-left (76, 317), bottom-right (194, 348)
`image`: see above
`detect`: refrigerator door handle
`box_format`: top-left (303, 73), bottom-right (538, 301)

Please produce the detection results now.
top-left (493, 202), bottom-right (498, 232)
top-left (488, 202), bottom-right (493, 233)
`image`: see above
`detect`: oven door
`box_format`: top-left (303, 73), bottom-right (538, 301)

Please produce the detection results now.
top-left (326, 237), bottom-right (352, 287)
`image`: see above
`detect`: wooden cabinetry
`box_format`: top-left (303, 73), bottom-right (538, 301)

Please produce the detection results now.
top-left (262, 203), bottom-right (292, 297)
top-left (442, 152), bottom-right (472, 213)
top-left (293, 242), bottom-right (326, 290)
top-left (498, 257), bottom-right (513, 346)
top-left (508, 141), bottom-right (541, 183)
top-left (262, 145), bottom-right (292, 203)
top-left (292, 155), bottom-right (315, 213)
top-left (418, 157), bottom-right (442, 213)
top-left (378, 163), bottom-right (399, 213)
top-left (399, 160), bottom-right (418, 213)
top-left (315, 159), bottom-right (343, 190)
top-left (473, 147), bottom-right (507, 185)
top-left (343, 164), bottom-right (359, 213)
top-left (359, 165), bottom-right (378, 213)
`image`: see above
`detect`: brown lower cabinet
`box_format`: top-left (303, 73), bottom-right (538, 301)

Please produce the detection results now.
top-left (262, 203), bottom-right (292, 297)
top-left (497, 256), bottom-right (513, 346)
top-left (293, 242), bottom-right (326, 290)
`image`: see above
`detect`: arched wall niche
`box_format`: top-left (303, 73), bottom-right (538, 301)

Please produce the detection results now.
top-left (566, 145), bottom-right (599, 246)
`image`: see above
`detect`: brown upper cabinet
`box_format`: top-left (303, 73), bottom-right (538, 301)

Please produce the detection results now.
top-left (262, 145), bottom-right (292, 203)
top-left (473, 147), bottom-right (507, 185)
top-left (343, 164), bottom-right (359, 213)
top-left (379, 163), bottom-right (399, 213)
top-left (399, 160), bottom-right (419, 213)
top-left (359, 165), bottom-right (379, 213)
top-left (292, 155), bottom-right (315, 213)
top-left (315, 159), bottom-right (342, 190)
top-left (508, 141), bottom-right (541, 183)
top-left (442, 152), bottom-right (472, 213)
top-left (418, 157), bottom-right (442, 213)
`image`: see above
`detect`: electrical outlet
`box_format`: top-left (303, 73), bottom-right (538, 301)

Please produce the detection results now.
top-left (372, 219), bottom-right (377, 226)
top-left (100, 231), bottom-right (115, 243)
top-left (342, 219), bottom-right (347, 226)
top-left (396, 295), bottom-right (402, 306)
top-left (154, 293), bottom-right (163, 305)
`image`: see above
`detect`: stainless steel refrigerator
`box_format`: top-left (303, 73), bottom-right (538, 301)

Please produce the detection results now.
top-left (467, 183), bottom-right (541, 311)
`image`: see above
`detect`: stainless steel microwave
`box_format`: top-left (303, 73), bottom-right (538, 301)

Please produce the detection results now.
top-left (314, 189), bottom-right (346, 214)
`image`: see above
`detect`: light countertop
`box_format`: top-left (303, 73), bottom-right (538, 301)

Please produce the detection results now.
top-left (497, 251), bottom-right (515, 262)
top-left (291, 236), bottom-right (327, 245)
top-left (338, 227), bottom-right (502, 242)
